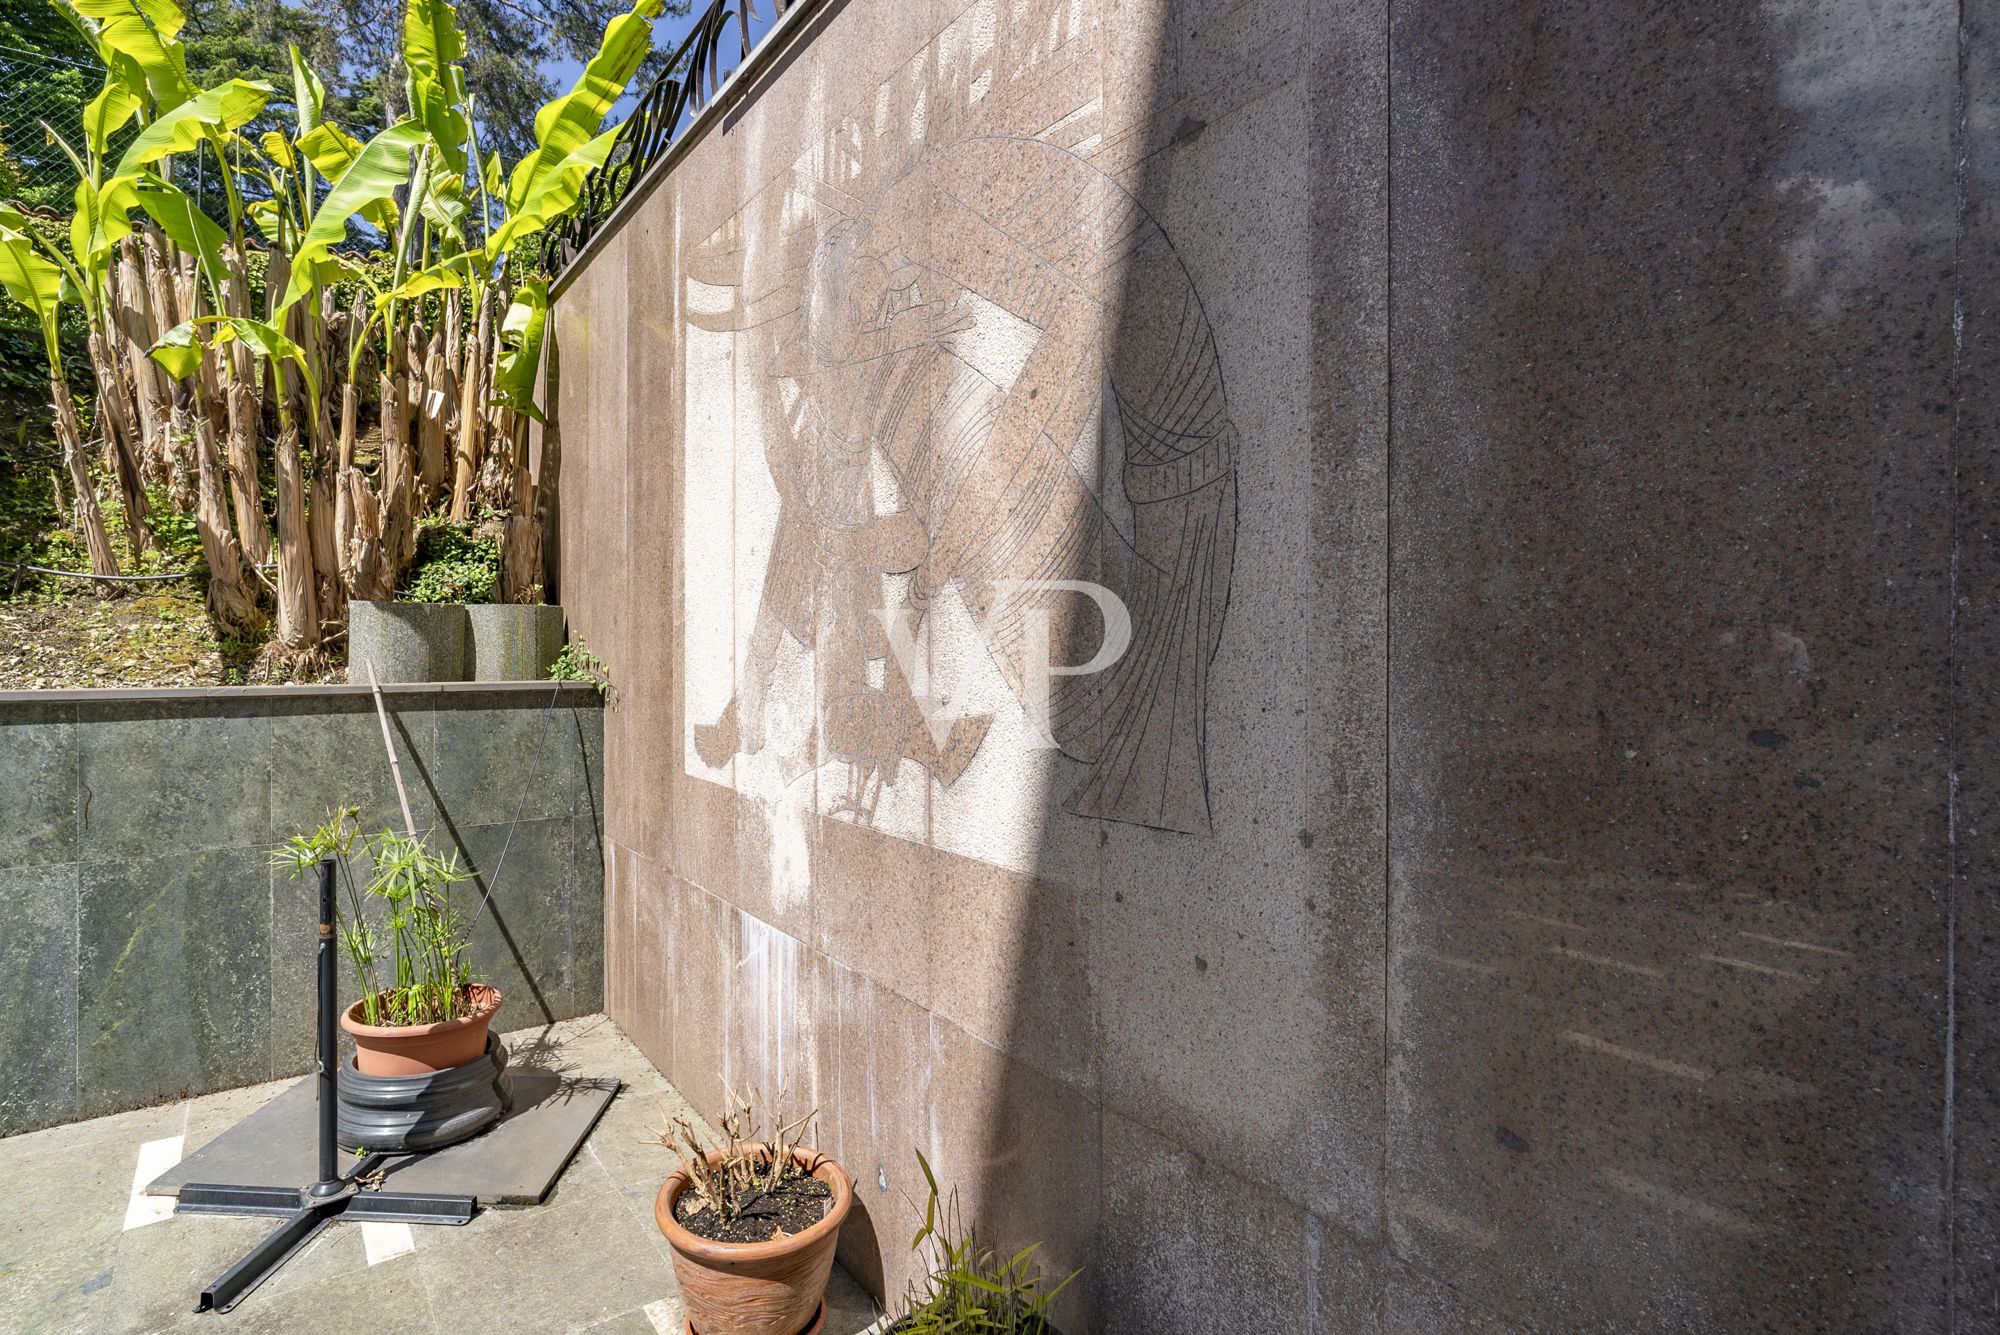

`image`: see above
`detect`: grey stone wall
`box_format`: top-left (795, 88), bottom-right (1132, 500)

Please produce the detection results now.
top-left (0, 681), bottom-right (605, 1138)
top-left (549, 0), bottom-right (1998, 1330)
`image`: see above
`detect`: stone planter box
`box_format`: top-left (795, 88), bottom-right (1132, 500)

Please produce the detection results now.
top-left (467, 603), bottom-right (565, 681)
top-left (347, 601), bottom-right (468, 683)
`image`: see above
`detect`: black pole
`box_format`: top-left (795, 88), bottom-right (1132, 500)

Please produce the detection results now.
top-left (309, 856), bottom-right (341, 1198)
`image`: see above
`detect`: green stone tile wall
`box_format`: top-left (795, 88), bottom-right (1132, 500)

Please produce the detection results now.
top-left (0, 682), bottom-right (606, 1138)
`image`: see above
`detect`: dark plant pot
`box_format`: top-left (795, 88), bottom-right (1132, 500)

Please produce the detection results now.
top-left (654, 1144), bottom-right (852, 1335)
top-left (336, 1031), bottom-right (511, 1153)
top-left (340, 983), bottom-right (503, 1076)
top-left (348, 600), bottom-right (469, 683)
top-left (465, 602), bottom-right (564, 680)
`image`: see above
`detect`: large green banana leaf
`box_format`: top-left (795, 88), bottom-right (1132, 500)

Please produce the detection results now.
top-left (114, 78), bottom-right (273, 179)
top-left (0, 217), bottom-right (67, 364)
top-left (283, 120), bottom-right (429, 309)
top-left (404, 0), bottom-right (470, 174)
top-left (503, 0), bottom-right (662, 217)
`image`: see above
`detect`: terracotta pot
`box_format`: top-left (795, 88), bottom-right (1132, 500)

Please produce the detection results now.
top-left (341, 984), bottom-right (503, 1076)
top-left (654, 1144), bottom-right (852, 1335)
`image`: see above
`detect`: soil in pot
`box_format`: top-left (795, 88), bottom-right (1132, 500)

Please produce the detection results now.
top-left (671, 1169), bottom-right (832, 1244)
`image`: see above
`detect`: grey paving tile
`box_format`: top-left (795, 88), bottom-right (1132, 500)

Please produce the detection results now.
top-left (0, 699), bottom-right (77, 868)
top-left (410, 1150), bottom-right (679, 1335)
top-left (77, 847), bottom-right (273, 1117)
top-left (268, 693), bottom-right (439, 841)
top-left (0, 861), bottom-right (79, 1136)
top-left (76, 699), bottom-right (273, 861)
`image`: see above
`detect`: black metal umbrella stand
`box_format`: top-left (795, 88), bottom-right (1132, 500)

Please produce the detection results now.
top-left (179, 857), bottom-right (477, 1314)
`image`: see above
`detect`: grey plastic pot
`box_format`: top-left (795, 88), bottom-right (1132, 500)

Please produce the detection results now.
top-left (465, 603), bottom-right (564, 681)
top-left (348, 601), bottom-right (468, 683)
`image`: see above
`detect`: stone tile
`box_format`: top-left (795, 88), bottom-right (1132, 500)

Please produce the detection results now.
top-left (409, 1148), bottom-right (678, 1335)
top-left (656, 864), bottom-right (738, 1123)
top-left (452, 818), bottom-right (577, 1027)
top-left (927, 1016), bottom-right (1101, 1333)
top-left (571, 810), bottom-right (607, 1017)
top-left (0, 862), bottom-right (79, 1136)
top-left (1097, 1108), bottom-right (1311, 1334)
top-left (722, 906), bottom-right (834, 1125)
top-left (427, 692), bottom-right (595, 828)
top-left (816, 961), bottom-right (937, 1308)
top-left (930, 848), bottom-right (1094, 1095)
top-left (77, 846), bottom-right (273, 1118)
top-left (1090, 875), bottom-right (1376, 1231)
top-left (0, 1097), bottom-right (186, 1330)
top-left (202, 1225), bottom-right (437, 1335)
top-left (811, 815), bottom-right (937, 1012)
top-left (0, 699), bottom-right (77, 868)
top-left (269, 848), bottom-right (325, 1076)
top-left (1380, 1265), bottom-right (1529, 1335)
top-left (76, 699), bottom-right (273, 862)
top-left (267, 692), bottom-right (437, 843)
top-left (1386, 0), bottom-right (1959, 1326)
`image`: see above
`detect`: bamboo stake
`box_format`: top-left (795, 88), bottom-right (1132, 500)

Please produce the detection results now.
top-left (366, 660), bottom-right (419, 839)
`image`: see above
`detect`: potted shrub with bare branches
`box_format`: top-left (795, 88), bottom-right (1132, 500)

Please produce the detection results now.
top-left (649, 1088), bottom-right (851, 1335)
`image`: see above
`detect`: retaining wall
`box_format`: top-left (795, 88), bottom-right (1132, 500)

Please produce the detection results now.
top-left (0, 681), bottom-right (605, 1138)
top-left (550, 0), bottom-right (1998, 1329)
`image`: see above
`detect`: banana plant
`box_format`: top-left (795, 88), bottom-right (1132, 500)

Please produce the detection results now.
top-left (0, 206), bottom-right (120, 585)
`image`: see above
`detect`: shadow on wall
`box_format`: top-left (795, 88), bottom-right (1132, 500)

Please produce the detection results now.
top-left (558, 0), bottom-right (1978, 1326)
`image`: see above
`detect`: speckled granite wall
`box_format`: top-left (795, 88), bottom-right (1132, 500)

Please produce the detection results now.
top-left (0, 682), bottom-right (605, 1138)
top-left (553, 0), bottom-right (1993, 1329)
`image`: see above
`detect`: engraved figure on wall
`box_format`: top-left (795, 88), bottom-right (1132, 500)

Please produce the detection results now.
top-left (688, 134), bottom-right (1237, 837)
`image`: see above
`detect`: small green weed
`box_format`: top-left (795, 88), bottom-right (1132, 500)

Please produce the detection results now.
top-left (549, 633), bottom-right (616, 706)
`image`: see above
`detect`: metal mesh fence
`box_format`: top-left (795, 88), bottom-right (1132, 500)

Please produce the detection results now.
top-left (0, 46), bottom-right (102, 210)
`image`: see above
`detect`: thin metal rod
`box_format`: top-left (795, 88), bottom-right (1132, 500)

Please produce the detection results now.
top-left (366, 660), bottom-right (419, 838)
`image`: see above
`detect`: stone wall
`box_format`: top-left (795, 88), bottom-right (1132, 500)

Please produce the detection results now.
top-left (552, 0), bottom-right (1996, 1329)
top-left (0, 682), bottom-right (605, 1138)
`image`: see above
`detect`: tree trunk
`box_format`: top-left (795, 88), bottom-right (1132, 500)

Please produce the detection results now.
top-left (449, 284), bottom-right (491, 520)
top-left (115, 238), bottom-right (172, 489)
top-left (380, 328), bottom-right (415, 574)
top-left (418, 328), bottom-right (450, 506)
top-left (270, 412), bottom-right (320, 651)
top-left (336, 380), bottom-right (360, 592)
top-left (139, 228), bottom-right (197, 512)
top-left (345, 469), bottom-right (394, 601)
top-left (188, 390), bottom-right (261, 632)
top-left (222, 248), bottom-right (271, 565)
top-left (87, 326), bottom-right (155, 560)
top-left (49, 374), bottom-right (120, 593)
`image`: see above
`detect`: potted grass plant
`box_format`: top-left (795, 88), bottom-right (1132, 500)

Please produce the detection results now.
top-left (649, 1088), bottom-right (852, 1335)
top-left (888, 1151), bottom-right (1077, 1335)
top-left (276, 811), bottom-right (503, 1076)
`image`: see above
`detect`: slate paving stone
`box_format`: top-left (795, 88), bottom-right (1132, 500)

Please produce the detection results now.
top-left (0, 1017), bottom-right (885, 1335)
top-left (268, 694), bottom-right (439, 839)
top-left (77, 846), bottom-right (273, 1117)
top-left (428, 693), bottom-right (598, 827)
top-left (452, 817), bottom-right (577, 1026)
top-left (0, 862), bottom-right (80, 1136)
top-left (76, 700), bottom-right (273, 862)
top-left (0, 700), bottom-right (77, 867)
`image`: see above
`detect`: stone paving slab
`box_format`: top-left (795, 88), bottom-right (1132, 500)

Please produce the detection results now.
top-left (0, 1015), bottom-right (884, 1334)
top-left (148, 1065), bottom-right (617, 1205)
